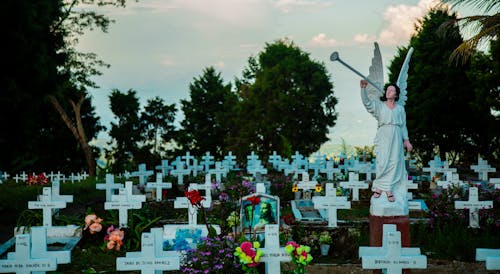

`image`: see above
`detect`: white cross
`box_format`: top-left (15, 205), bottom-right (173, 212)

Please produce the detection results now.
top-left (1, 234), bottom-right (57, 272)
top-left (422, 155), bottom-right (444, 177)
top-left (489, 178), bottom-right (500, 189)
top-left (436, 172), bottom-right (463, 189)
top-left (340, 172), bottom-right (368, 201)
top-left (320, 160), bottom-right (341, 181)
top-left (181, 151), bottom-right (195, 167)
top-left (200, 152), bottom-right (215, 172)
top-left (359, 224), bottom-right (427, 273)
top-left (51, 180), bottom-right (73, 203)
top-left (131, 163), bottom-right (154, 185)
top-left (146, 173), bottom-right (172, 202)
top-left (156, 159), bottom-right (171, 177)
top-left (31, 226), bottom-right (71, 264)
top-left (170, 161), bottom-right (191, 185)
top-left (105, 181), bottom-right (145, 228)
top-left (96, 174), bottom-right (124, 202)
top-left (470, 157), bottom-right (496, 181)
top-left (268, 151), bottom-right (282, 170)
top-left (208, 162), bottom-right (226, 183)
top-left (28, 187), bottom-right (67, 227)
top-left (117, 228), bottom-right (180, 273)
top-left (295, 172), bottom-right (318, 195)
top-left (223, 151), bottom-right (237, 170)
top-left (312, 183), bottom-right (351, 227)
top-left (259, 225), bottom-right (291, 273)
top-left (455, 187), bottom-right (493, 228)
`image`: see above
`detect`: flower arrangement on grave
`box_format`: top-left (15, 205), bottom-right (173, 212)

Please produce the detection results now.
top-left (83, 214), bottom-right (103, 234)
top-left (181, 235), bottom-right (244, 274)
top-left (26, 173), bottom-right (49, 186)
top-left (185, 189), bottom-right (215, 236)
top-left (103, 225), bottom-right (125, 251)
top-left (318, 231), bottom-right (333, 245)
top-left (284, 241), bottom-right (313, 274)
top-left (234, 241), bottom-right (263, 274)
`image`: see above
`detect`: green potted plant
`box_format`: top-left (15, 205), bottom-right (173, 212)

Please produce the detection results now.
top-left (318, 231), bottom-right (332, 256)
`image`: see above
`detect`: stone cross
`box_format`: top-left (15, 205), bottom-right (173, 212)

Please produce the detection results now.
top-left (476, 248), bottom-right (500, 270)
top-left (340, 172), bottom-right (368, 201)
top-left (28, 187), bottom-right (67, 227)
top-left (268, 151), bottom-right (282, 170)
top-left (470, 157), bottom-right (496, 181)
top-left (320, 160), bottom-right (341, 181)
top-left (436, 172), bottom-right (463, 189)
top-left (116, 228), bottom-right (180, 273)
top-left (96, 174), bottom-right (124, 202)
top-left (454, 187), bottom-right (493, 228)
top-left (359, 224), bottom-right (427, 273)
top-left (156, 159), bottom-right (171, 177)
top-left (131, 163), bottom-right (154, 186)
top-left (146, 173), bottom-right (172, 202)
top-left (170, 161), bottom-right (191, 185)
top-left (260, 224), bottom-right (291, 274)
top-left (104, 181), bottom-right (145, 228)
top-left (0, 234), bottom-right (57, 273)
top-left (200, 152), bottom-right (215, 172)
top-left (312, 183), bottom-right (351, 227)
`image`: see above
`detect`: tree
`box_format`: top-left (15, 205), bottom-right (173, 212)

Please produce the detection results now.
top-left (228, 39), bottom-right (338, 161)
top-left (106, 89), bottom-right (141, 173)
top-left (139, 97), bottom-right (177, 162)
top-left (440, 0), bottom-right (500, 64)
top-left (387, 8), bottom-right (497, 166)
top-left (179, 67), bottom-right (237, 158)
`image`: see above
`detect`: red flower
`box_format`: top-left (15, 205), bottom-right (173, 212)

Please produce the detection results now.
top-left (185, 189), bottom-right (205, 208)
top-left (246, 195), bottom-right (261, 206)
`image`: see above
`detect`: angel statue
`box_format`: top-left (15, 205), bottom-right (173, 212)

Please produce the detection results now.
top-left (331, 42), bottom-right (414, 216)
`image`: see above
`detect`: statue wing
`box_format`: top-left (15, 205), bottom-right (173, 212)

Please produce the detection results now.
top-left (396, 47), bottom-right (414, 107)
top-left (366, 42), bottom-right (385, 100)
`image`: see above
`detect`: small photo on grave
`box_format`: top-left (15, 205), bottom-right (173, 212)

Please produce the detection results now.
top-left (241, 196), bottom-right (278, 233)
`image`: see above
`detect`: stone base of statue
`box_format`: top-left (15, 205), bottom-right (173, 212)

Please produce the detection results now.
top-left (369, 182), bottom-right (411, 273)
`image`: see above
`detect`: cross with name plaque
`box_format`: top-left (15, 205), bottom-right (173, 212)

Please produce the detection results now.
top-left (259, 224), bottom-right (291, 274)
top-left (454, 187), bottom-right (493, 228)
top-left (146, 173), bottom-right (172, 202)
top-left (340, 172), bottom-right (368, 201)
top-left (96, 174), bottom-right (124, 202)
top-left (312, 183), bottom-right (351, 227)
top-left (104, 181), bottom-right (145, 228)
top-left (0, 234), bottom-right (57, 273)
top-left (28, 187), bottom-right (67, 227)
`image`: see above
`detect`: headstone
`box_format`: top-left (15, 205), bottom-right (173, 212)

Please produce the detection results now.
top-left (259, 225), bottom-right (291, 274)
top-left (0, 234), bottom-right (57, 273)
top-left (312, 183), bottom-right (351, 227)
top-left (240, 193), bottom-right (279, 235)
top-left (104, 181), bottom-right (145, 228)
top-left (131, 163), bottom-right (154, 186)
top-left (96, 174), bottom-right (124, 202)
top-left (340, 172), bottom-right (368, 201)
top-left (359, 224), bottom-right (427, 273)
top-left (28, 187), bottom-right (67, 227)
top-left (116, 228), bottom-right (180, 273)
top-left (146, 173), bottom-right (172, 202)
top-left (454, 187), bottom-right (493, 228)
top-left (476, 248), bottom-right (500, 270)
top-left (470, 157), bottom-right (496, 181)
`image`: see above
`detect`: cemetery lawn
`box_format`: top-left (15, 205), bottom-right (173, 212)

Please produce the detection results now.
top-left (0, 171), bottom-right (499, 273)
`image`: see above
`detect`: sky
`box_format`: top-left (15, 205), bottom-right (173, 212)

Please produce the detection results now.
top-left (77, 0), bottom-right (475, 150)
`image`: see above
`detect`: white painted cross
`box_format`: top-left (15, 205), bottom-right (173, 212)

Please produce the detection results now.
top-left (454, 187), bottom-right (493, 228)
top-left (309, 152), bottom-right (326, 179)
top-left (200, 152), bottom-right (215, 172)
top-left (208, 161), bottom-right (226, 183)
top-left (268, 151), bottom-right (282, 170)
top-left (96, 174), bottom-right (124, 202)
top-left (422, 155), bottom-right (444, 178)
top-left (436, 161), bottom-right (457, 175)
top-left (131, 163), bottom-right (154, 186)
top-left (295, 172), bottom-right (318, 196)
top-left (471, 157), bottom-right (496, 181)
top-left (476, 248), bottom-right (500, 270)
top-left (260, 225), bottom-right (291, 274)
top-left (104, 181), bottom-right (145, 228)
top-left (28, 187), bottom-right (67, 227)
top-left (51, 180), bottom-right (73, 203)
top-left (437, 172), bottom-right (463, 189)
top-left (181, 151), bottom-right (195, 167)
top-left (1, 234), bottom-right (57, 273)
top-left (117, 228), bottom-right (180, 273)
top-left (156, 159), bottom-right (171, 177)
top-left (320, 160), bottom-right (340, 181)
top-left (170, 161), bottom-right (191, 186)
top-left (30, 226), bottom-right (71, 265)
top-left (340, 172), bottom-right (368, 201)
top-left (359, 224), bottom-right (427, 273)
top-left (146, 173), bottom-right (172, 202)
top-left (312, 183), bottom-right (351, 227)
top-left (223, 151), bottom-right (237, 170)
top-left (174, 185), bottom-right (211, 226)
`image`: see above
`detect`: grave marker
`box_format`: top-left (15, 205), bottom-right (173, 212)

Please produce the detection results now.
top-left (471, 157), bottom-right (496, 181)
top-left (312, 183), bottom-right (351, 227)
top-left (170, 161), bottom-right (191, 185)
top-left (454, 187), bottom-right (493, 228)
top-left (340, 172), bottom-right (368, 201)
top-left (0, 234), bottom-right (57, 273)
top-left (359, 224), bottom-right (427, 273)
top-left (146, 173), bottom-right (172, 202)
top-left (96, 174), bottom-right (124, 202)
top-left (200, 152), bottom-right (215, 172)
top-left (28, 187), bottom-right (67, 227)
top-left (259, 225), bottom-right (291, 274)
top-left (131, 163), bottom-right (154, 186)
top-left (104, 181), bottom-right (145, 228)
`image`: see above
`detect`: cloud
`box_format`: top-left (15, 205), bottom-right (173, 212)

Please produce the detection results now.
top-left (213, 61), bottom-right (225, 69)
top-left (309, 33), bottom-right (339, 47)
top-left (161, 56), bottom-right (175, 66)
top-left (377, 0), bottom-right (442, 46)
top-left (353, 33), bottom-right (377, 44)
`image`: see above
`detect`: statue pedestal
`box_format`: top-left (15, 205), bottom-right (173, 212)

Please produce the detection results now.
top-left (369, 214), bottom-right (411, 274)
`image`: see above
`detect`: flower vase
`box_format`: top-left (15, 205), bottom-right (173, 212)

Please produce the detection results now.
top-left (320, 244), bottom-right (330, 256)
